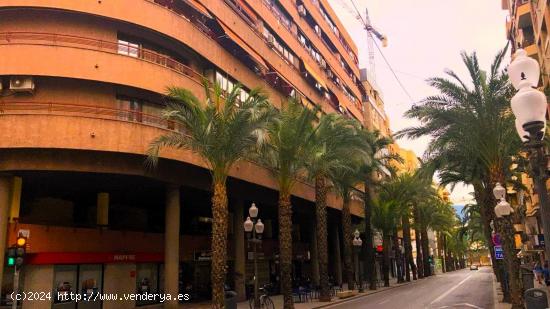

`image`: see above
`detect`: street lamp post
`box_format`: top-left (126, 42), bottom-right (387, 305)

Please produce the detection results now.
top-left (243, 203), bottom-right (264, 309)
top-left (508, 48), bottom-right (550, 262)
top-left (352, 229), bottom-right (364, 293)
top-left (493, 183), bottom-right (523, 308)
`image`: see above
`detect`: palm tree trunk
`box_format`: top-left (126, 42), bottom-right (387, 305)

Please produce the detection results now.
top-left (496, 216), bottom-right (524, 308)
top-left (382, 234), bottom-right (391, 287)
top-left (438, 232), bottom-right (446, 273)
top-left (413, 206), bottom-right (424, 279)
top-left (278, 191), bottom-right (294, 309)
top-left (315, 176), bottom-right (331, 301)
top-left (362, 180), bottom-right (376, 290)
top-left (402, 213), bottom-right (417, 280)
top-left (341, 194), bottom-right (355, 291)
top-left (393, 230), bottom-right (404, 283)
top-left (211, 181), bottom-right (229, 309)
top-left (421, 226), bottom-right (431, 276)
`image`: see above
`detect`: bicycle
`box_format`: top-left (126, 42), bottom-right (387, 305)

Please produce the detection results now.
top-left (248, 284), bottom-right (274, 309)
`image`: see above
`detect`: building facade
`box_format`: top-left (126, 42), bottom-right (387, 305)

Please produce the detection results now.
top-left (0, 1), bottom-right (378, 308)
top-left (502, 0), bottom-right (550, 259)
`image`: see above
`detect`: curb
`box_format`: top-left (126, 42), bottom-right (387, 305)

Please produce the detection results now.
top-left (310, 280), bottom-right (417, 308)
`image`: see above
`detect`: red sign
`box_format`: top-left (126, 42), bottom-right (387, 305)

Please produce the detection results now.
top-left (26, 252), bottom-right (164, 265)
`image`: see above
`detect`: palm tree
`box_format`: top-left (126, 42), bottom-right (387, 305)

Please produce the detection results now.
top-left (332, 158), bottom-right (364, 291)
top-left (382, 172), bottom-right (432, 281)
top-left (307, 114), bottom-right (365, 301)
top-left (359, 130), bottom-right (398, 289)
top-left (259, 99), bottom-right (317, 309)
top-left (371, 198), bottom-right (403, 287)
top-left (147, 83), bottom-right (273, 308)
top-left (396, 47), bottom-right (524, 307)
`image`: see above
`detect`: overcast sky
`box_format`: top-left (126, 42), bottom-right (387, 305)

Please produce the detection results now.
top-left (328, 0), bottom-right (510, 204)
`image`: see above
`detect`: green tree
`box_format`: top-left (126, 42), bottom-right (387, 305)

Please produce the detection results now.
top-left (259, 99), bottom-right (317, 309)
top-left (397, 47), bottom-right (524, 307)
top-left (332, 158), bottom-right (364, 291)
top-left (370, 198), bottom-right (403, 287)
top-left (147, 83), bottom-right (273, 308)
top-left (359, 131), bottom-right (398, 289)
top-left (307, 114), bottom-right (365, 300)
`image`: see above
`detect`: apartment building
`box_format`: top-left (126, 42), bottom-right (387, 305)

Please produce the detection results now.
top-left (0, 1), bottom-right (378, 308)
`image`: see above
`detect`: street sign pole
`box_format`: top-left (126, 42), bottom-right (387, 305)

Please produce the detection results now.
top-left (12, 267), bottom-right (19, 309)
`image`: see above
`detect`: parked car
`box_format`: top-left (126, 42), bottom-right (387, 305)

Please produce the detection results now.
top-left (469, 264), bottom-right (479, 270)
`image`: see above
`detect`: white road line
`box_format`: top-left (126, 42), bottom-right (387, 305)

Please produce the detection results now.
top-left (378, 299), bottom-right (390, 305)
top-left (429, 274), bottom-right (474, 305)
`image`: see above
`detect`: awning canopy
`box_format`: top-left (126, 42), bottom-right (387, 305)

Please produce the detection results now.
top-left (185, 0), bottom-right (212, 18)
top-left (216, 21), bottom-right (267, 72)
top-left (301, 60), bottom-right (327, 90)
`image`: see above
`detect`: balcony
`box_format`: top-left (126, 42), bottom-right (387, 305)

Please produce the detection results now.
top-left (515, 0), bottom-right (532, 29)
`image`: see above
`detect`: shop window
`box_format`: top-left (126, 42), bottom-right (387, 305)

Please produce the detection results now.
top-left (1, 267), bottom-right (24, 306)
top-left (53, 264), bottom-right (103, 309)
top-left (54, 265), bottom-right (77, 306)
top-left (136, 263), bottom-right (164, 306)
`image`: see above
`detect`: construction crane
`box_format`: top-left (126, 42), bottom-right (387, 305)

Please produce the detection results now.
top-left (339, 1), bottom-right (388, 82)
top-left (364, 6), bottom-right (388, 82)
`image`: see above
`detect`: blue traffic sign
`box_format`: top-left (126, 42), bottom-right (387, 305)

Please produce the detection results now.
top-left (494, 245), bottom-right (504, 260)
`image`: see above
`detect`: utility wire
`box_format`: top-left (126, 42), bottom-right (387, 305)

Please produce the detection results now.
top-left (347, 0), bottom-right (416, 105)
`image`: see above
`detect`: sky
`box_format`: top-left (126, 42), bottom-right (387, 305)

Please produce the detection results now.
top-left (328, 0), bottom-right (510, 205)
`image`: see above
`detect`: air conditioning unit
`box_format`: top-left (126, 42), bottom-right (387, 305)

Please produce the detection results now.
top-left (267, 34), bottom-right (275, 47)
top-left (298, 5), bottom-right (306, 17)
top-left (315, 26), bottom-right (321, 36)
top-left (320, 59), bottom-right (327, 69)
top-left (10, 76), bottom-right (35, 93)
top-left (327, 70), bottom-right (334, 78)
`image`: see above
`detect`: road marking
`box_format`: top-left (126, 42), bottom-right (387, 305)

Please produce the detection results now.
top-left (429, 274), bottom-right (473, 305)
top-left (378, 299), bottom-right (390, 305)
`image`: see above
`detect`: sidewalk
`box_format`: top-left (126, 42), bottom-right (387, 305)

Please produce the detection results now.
top-left (492, 274), bottom-right (511, 309)
top-left (178, 277), bottom-right (415, 308)
top-left (234, 277), bottom-right (414, 309)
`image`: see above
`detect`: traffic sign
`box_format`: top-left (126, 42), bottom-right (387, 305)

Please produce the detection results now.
top-left (494, 245), bottom-right (504, 260)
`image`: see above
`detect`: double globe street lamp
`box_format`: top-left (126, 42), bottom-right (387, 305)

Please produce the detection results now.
top-left (493, 182), bottom-right (522, 306)
top-left (243, 203), bottom-right (264, 309)
top-left (508, 49), bottom-right (550, 261)
top-left (352, 229), bottom-right (364, 293)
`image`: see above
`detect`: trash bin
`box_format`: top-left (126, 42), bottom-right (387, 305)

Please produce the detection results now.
top-left (225, 290), bottom-right (237, 309)
top-left (525, 288), bottom-right (548, 309)
top-left (522, 266), bottom-right (535, 291)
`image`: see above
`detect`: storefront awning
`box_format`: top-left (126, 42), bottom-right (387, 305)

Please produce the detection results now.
top-left (301, 60), bottom-right (327, 90)
top-left (184, 0), bottom-right (212, 18)
top-left (217, 21), bottom-right (267, 71)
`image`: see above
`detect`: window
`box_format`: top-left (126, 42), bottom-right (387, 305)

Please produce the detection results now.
top-left (118, 39), bottom-right (139, 58)
top-left (53, 264), bottom-right (103, 307)
top-left (1, 267), bottom-right (24, 306)
top-left (214, 71), bottom-right (250, 103)
top-left (117, 97), bottom-right (143, 122)
top-left (263, 27), bottom-right (296, 66)
top-left (136, 263), bottom-right (164, 306)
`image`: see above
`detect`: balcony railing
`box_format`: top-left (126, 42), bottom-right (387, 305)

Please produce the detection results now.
top-left (0, 101), bottom-right (180, 131)
top-left (0, 32), bottom-right (204, 85)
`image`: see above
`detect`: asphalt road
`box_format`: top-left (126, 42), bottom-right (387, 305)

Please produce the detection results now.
top-left (325, 267), bottom-right (494, 309)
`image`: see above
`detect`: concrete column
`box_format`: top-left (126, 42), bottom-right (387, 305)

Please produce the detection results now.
top-left (97, 192), bottom-right (109, 226)
top-left (0, 176), bottom-right (10, 301)
top-left (9, 177), bottom-right (22, 223)
top-left (232, 200), bottom-right (246, 301)
top-left (164, 185), bottom-right (180, 309)
top-left (310, 222), bottom-right (320, 286)
top-left (333, 226), bottom-right (343, 286)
